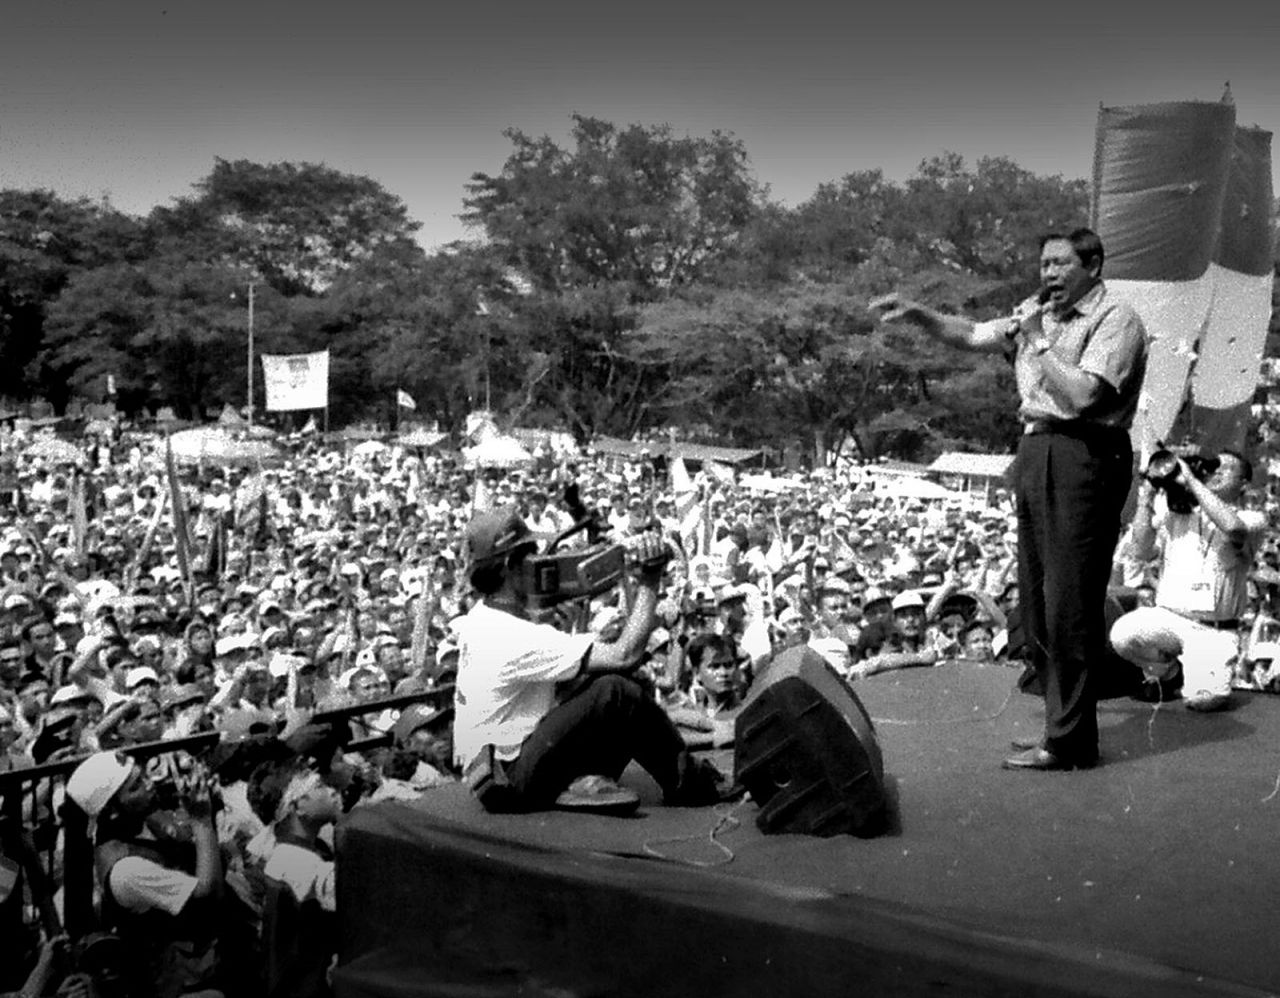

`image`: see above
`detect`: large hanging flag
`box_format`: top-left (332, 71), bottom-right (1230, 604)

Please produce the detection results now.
top-left (1187, 123), bottom-right (1275, 450)
top-left (261, 350), bottom-right (330, 411)
top-left (1093, 96), bottom-right (1273, 455)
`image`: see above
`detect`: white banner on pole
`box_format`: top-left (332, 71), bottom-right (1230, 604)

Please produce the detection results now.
top-left (261, 351), bottom-right (329, 411)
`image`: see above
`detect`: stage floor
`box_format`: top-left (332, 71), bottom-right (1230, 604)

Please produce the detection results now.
top-left (335, 663), bottom-right (1280, 997)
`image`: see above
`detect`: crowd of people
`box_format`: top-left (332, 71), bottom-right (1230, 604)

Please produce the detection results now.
top-left (0, 413), bottom-right (1277, 996)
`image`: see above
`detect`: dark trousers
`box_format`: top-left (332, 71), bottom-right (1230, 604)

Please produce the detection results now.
top-left (507, 674), bottom-right (691, 808)
top-left (1015, 429), bottom-right (1131, 762)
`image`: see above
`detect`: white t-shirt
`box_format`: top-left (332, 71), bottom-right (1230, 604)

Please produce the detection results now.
top-left (108, 855), bottom-right (198, 916)
top-left (452, 601), bottom-right (594, 770)
top-left (263, 841), bottom-right (336, 912)
top-left (1154, 506), bottom-right (1265, 620)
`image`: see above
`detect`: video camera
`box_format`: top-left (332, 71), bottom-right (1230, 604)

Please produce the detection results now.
top-left (521, 519), bottom-right (671, 612)
top-left (520, 482), bottom-right (670, 611)
top-left (1144, 444), bottom-right (1219, 515)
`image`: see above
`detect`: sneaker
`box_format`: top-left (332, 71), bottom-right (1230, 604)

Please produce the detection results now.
top-left (554, 775), bottom-right (641, 816)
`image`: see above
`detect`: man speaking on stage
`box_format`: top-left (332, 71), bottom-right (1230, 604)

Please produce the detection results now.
top-left (873, 228), bottom-right (1148, 771)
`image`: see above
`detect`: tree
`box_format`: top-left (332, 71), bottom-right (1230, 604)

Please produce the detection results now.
top-left (461, 115), bottom-right (765, 439)
top-left (464, 115), bottom-right (762, 298)
top-left (42, 256), bottom-right (260, 418)
top-left (150, 159), bottom-right (424, 296)
top-left (633, 263), bottom-right (1025, 464)
top-left (0, 189), bottom-right (149, 404)
top-left (902, 153), bottom-right (1089, 282)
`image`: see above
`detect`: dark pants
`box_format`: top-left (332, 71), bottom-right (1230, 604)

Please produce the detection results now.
top-left (507, 674), bottom-right (691, 808)
top-left (1015, 428), bottom-right (1131, 763)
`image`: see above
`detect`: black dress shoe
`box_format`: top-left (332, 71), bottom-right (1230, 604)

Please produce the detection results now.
top-left (1009, 736), bottom-right (1043, 751)
top-left (1001, 747), bottom-right (1097, 771)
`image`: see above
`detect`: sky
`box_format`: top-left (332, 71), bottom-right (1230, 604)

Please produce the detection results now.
top-left (4, 1), bottom-right (1279, 252)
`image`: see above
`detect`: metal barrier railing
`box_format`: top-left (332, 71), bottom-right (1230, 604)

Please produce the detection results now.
top-left (0, 731), bottom-right (222, 939)
top-left (0, 685), bottom-right (454, 943)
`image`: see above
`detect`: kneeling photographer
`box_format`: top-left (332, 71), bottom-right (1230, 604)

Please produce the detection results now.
top-left (453, 505), bottom-right (734, 815)
top-left (1110, 447), bottom-right (1265, 710)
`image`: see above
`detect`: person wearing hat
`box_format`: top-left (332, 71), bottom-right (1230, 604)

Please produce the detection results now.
top-left (392, 702), bottom-right (456, 780)
top-left (20, 614), bottom-right (59, 680)
top-left (860, 587), bottom-right (893, 629)
top-left (849, 591), bottom-right (941, 680)
top-left (124, 665), bottom-right (161, 699)
top-left (808, 575), bottom-right (860, 670)
top-left (160, 683), bottom-right (210, 739)
top-left (65, 750), bottom-right (227, 998)
top-left (53, 607), bottom-right (85, 653)
top-left (453, 506), bottom-right (733, 815)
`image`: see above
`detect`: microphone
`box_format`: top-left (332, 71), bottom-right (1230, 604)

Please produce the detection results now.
top-left (1005, 288), bottom-right (1050, 341)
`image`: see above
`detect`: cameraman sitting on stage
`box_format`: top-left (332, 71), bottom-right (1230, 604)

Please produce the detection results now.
top-left (1110, 448), bottom-right (1264, 711)
top-left (453, 507), bottom-right (733, 813)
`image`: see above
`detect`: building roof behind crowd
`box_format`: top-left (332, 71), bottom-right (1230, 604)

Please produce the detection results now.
top-left (929, 452), bottom-right (1016, 480)
top-left (592, 436), bottom-right (763, 466)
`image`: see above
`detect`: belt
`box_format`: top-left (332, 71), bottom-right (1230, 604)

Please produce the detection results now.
top-left (1022, 419), bottom-right (1128, 444)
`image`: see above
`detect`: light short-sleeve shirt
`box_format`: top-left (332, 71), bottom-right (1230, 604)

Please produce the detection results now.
top-left (108, 855), bottom-right (198, 916)
top-left (1154, 505), bottom-right (1266, 620)
top-left (452, 601), bottom-right (594, 771)
top-left (1010, 282), bottom-right (1148, 428)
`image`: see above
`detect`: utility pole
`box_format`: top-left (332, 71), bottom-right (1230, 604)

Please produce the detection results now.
top-left (246, 281), bottom-right (256, 429)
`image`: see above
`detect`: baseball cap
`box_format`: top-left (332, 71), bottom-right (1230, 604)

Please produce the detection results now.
top-left (435, 639), bottom-right (460, 667)
top-left (393, 703), bottom-right (452, 745)
top-left (465, 507), bottom-right (536, 568)
top-left (66, 751), bottom-right (135, 818)
top-left (891, 591), bottom-right (925, 612)
top-left (215, 633), bottom-right (258, 657)
top-left (50, 684), bottom-right (94, 707)
top-left (161, 683), bottom-right (206, 712)
top-left (125, 666), bottom-right (159, 690)
top-left (861, 587), bottom-right (890, 609)
top-left (717, 583), bottom-right (753, 605)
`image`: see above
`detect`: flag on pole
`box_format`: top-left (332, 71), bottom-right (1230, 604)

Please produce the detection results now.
top-left (396, 388), bottom-right (417, 410)
top-left (670, 456), bottom-right (706, 555)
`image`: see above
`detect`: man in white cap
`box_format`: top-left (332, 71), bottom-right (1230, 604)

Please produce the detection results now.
top-left (65, 750), bottom-right (225, 997)
top-left (850, 591), bottom-right (941, 679)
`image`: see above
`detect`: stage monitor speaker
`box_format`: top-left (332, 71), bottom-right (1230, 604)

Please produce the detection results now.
top-left (734, 646), bottom-right (888, 838)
